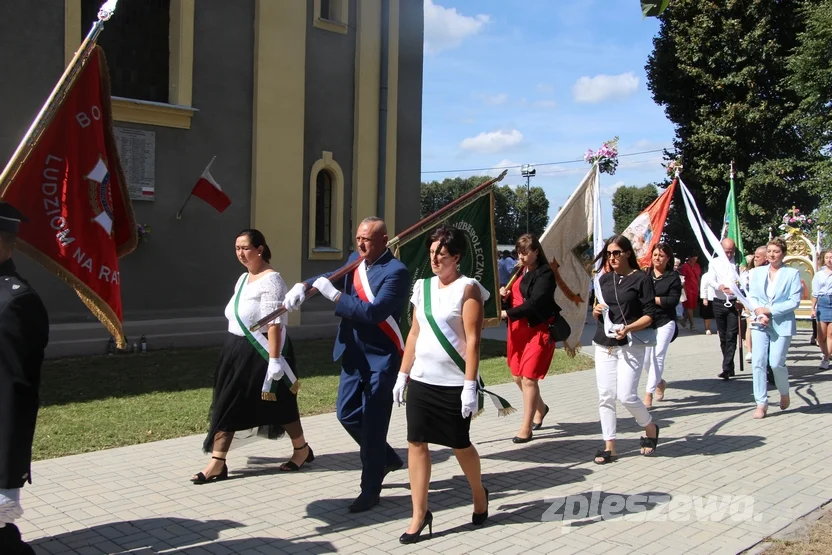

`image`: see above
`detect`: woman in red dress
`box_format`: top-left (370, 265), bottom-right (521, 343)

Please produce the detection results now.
top-left (678, 254), bottom-right (701, 331)
top-left (500, 234), bottom-right (560, 443)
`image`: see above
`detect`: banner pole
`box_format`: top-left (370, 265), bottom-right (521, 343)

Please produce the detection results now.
top-left (0, 1), bottom-right (118, 195)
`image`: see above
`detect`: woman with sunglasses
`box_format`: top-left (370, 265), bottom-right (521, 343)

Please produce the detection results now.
top-left (642, 243), bottom-right (682, 408)
top-left (591, 235), bottom-right (661, 464)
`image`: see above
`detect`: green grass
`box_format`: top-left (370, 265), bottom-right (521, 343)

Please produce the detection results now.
top-left (34, 339), bottom-right (593, 460)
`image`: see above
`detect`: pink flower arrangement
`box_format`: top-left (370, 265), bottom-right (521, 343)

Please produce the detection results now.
top-left (584, 136), bottom-right (620, 175)
top-left (665, 158), bottom-right (683, 178)
top-left (137, 223), bottom-right (151, 244)
top-left (779, 207), bottom-right (814, 234)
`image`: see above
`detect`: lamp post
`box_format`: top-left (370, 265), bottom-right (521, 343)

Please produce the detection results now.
top-left (521, 164), bottom-right (536, 233)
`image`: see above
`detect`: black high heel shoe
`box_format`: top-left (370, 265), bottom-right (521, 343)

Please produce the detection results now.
top-left (399, 510), bottom-right (433, 544)
top-left (279, 443), bottom-right (315, 471)
top-left (191, 456), bottom-right (228, 484)
top-left (472, 487), bottom-right (489, 525)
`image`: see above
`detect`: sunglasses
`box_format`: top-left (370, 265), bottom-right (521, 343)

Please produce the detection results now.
top-left (606, 250), bottom-right (627, 258)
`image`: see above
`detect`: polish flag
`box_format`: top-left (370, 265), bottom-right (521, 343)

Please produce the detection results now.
top-left (191, 158), bottom-right (231, 213)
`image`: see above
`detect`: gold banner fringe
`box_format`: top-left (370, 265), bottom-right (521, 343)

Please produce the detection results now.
top-left (261, 392), bottom-right (277, 401)
top-left (290, 380), bottom-right (300, 395)
top-left (497, 406), bottom-right (517, 417)
top-left (562, 340), bottom-right (579, 358)
top-left (18, 240), bottom-right (127, 349)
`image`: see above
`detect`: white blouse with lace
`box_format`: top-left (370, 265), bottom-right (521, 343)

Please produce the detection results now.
top-left (224, 271), bottom-right (287, 336)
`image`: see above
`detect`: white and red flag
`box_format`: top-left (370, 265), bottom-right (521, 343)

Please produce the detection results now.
top-left (179, 157), bottom-right (231, 215)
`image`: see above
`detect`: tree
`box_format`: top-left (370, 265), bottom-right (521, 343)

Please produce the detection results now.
top-left (646, 0), bottom-right (822, 248)
top-left (420, 176), bottom-right (549, 244)
top-left (611, 184), bottom-right (658, 234)
top-left (788, 0), bottom-right (832, 230)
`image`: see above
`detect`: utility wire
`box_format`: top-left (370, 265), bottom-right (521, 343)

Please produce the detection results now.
top-left (420, 148), bottom-right (669, 175)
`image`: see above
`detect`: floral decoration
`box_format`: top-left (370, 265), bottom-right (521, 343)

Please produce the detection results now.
top-left (137, 223), bottom-right (151, 244)
top-left (779, 207), bottom-right (815, 234)
top-left (665, 157), bottom-right (683, 179)
top-left (584, 136), bottom-right (620, 175)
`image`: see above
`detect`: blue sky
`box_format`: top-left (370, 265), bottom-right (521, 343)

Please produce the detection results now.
top-left (421, 0), bottom-right (676, 231)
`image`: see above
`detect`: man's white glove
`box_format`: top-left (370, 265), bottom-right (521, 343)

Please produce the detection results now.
top-left (283, 283), bottom-right (306, 311)
top-left (393, 372), bottom-right (409, 406)
top-left (313, 277), bottom-right (340, 302)
top-left (461, 379), bottom-right (479, 418)
top-left (0, 488), bottom-right (23, 527)
top-left (267, 357), bottom-right (289, 383)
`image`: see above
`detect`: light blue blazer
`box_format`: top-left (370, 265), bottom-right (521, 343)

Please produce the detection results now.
top-left (747, 266), bottom-right (802, 336)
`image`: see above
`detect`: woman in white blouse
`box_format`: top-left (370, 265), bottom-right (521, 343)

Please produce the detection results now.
top-left (393, 225), bottom-right (489, 543)
top-left (812, 249), bottom-right (832, 369)
top-left (191, 229), bottom-right (312, 483)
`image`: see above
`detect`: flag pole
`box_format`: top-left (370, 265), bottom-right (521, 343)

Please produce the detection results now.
top-left (176, 156), bottom-right (216, 219)
top-left (250, 170), bottom-right (508, 332)
top-left (0, 1), bottom-right (118, 196)
top-left (731, 160), bottom-right (746, 373)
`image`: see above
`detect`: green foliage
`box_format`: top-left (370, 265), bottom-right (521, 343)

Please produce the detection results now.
top-left (611, 184), bottom-right (658, 234)
top-left (646, 0), bottom-right (822, 248)
top-left (787, 0), bottom-right (832, 233)
top-left (420, 175), bottom-right (549, 243)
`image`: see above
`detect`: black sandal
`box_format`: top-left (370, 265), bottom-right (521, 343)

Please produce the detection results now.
top-left (191, 456), bottom-right (228, 484)
top-left (594, 449), bottom-right (617, 465)
top-left (279, 443), bottom-right (315, 471)
top-left (640, 424), bottom-right (660, 456)
top-left (532, 404), bottom-right (550, 431)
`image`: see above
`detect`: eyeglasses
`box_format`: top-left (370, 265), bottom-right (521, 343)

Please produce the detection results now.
top-left (607, 250), bottom-right (625, 258)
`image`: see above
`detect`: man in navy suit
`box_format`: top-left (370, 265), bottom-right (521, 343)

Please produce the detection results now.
top-left (284, 217), bottom-right (409, 512)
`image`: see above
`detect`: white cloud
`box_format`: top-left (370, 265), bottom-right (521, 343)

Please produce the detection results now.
top-left (460, 129), bottom-right (524, 153)
top-left (572, 72), bottom-right (639, 104)
top-left (424, 0), bottom-right (490, 54)
top-left (537, 83), bottom-right (555, 93)
top-left (482, 93), bottom-right (509, 106)
top-left (601, 180), bottom-right (626, 197)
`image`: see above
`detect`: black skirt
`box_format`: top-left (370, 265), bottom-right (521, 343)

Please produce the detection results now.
top-left (406, 378), bottom-right (471, 449)
top-left (203, 333), bottom-right (300, 453)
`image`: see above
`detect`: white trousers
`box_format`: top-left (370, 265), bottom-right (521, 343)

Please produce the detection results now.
top-left (0, 488), bottom-right (22, 527)
top-left (595, 345), bottom-right (653, 440)
top-left (644, 321), bottom-right (676, 393)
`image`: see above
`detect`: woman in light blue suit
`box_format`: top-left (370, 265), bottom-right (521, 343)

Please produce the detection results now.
top-left (747, 238), bottom-right (803, 419)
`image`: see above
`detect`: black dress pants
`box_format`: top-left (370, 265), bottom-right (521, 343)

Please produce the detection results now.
top-left (713, 301), bottom-right (740, 373)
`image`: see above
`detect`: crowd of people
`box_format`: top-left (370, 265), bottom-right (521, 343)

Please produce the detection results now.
top-left (3, 194), bottom-right (831, 551)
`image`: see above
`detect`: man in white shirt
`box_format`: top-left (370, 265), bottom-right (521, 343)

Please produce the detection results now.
top-left (701, 238), bottom-right (743, 380)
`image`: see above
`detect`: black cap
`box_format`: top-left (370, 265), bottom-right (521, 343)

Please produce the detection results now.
top-left (0, 201), bottom-right (28, 234)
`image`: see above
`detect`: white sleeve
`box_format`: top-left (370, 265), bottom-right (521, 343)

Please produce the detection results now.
top-left (260, 273), bottom-right (287, 326)
top-left (410, 279), bottom-right (423, 308)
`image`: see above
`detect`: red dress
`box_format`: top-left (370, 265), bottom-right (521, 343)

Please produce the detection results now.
top-left (506, 271), bottom-right (555, 379)
top-left (678, 262), bottom-right (701, 310)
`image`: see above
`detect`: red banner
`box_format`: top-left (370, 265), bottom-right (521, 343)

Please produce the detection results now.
top-left (0, 46), bottom-right (137, 347)
top-left (622, 178), bottom-right (678, 269)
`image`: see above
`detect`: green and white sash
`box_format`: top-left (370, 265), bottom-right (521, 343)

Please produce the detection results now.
top-left (421, 277), bottom-right (515, 417)
top-left (233, 274), bottom-right (298, 400)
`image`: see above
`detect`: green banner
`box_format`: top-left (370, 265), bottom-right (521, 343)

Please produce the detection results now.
top-left (395, 191), bottom-right (500, 338)
top-left (722, 174), bottom-right (746, 268)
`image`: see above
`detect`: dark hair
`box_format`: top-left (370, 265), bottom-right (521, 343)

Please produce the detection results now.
top-left (426, 224), bottom-right (466, 259)
top-left (767, 237), bottom-right (788, 255)
top-left (237, 229), bottom-right (272, 262)
top-left (649, 242), bottom-right (674, 273)
top-left (515, 233), bottom-right (548, 267)
top-left (594, 234), bottom-right (639, 271)
top-left (0, 230), bottom-right (15, 249)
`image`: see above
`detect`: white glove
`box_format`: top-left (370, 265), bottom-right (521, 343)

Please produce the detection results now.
top-left (461, 380), bottom-right (479, 418)
top-left (393, 372), bottom-right (409, 406)
top-left (313, 276), bottom-right (340, 302)
top-left (283, 283), bottom-right (306, 312)
top-left (267, 357), bottom-right (289, 383)
top-left (0, 488), bottom-right (22, 526)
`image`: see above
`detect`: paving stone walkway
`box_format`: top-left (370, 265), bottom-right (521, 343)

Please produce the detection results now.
top-left (17, 322), bottom-right (832, 554)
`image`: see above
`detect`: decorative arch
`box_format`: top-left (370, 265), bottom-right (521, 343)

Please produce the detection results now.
top-left (308, 151), bottom-right (345, 260)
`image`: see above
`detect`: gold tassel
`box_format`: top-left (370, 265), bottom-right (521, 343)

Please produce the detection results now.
top-left (470, 407), bottom-right (486, 420)
top-left (498, 406), bottom-right (517, 417)
top-left (261, 392), bottom-right (277, 401)
top-left (290, 380), bottom-right (301, 395)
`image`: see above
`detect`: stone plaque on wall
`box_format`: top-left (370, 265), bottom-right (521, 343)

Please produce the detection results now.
top-left (114, 127), bottom-right (156, 201)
